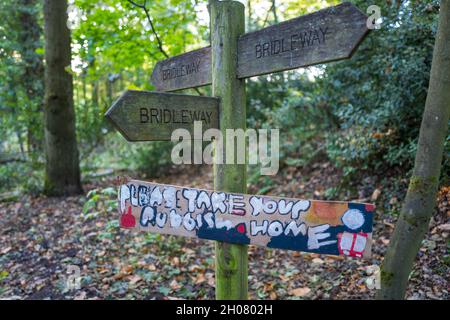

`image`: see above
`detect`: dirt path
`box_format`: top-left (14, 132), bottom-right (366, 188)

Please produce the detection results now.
top-left (0, 164), bottom-right (448, 300)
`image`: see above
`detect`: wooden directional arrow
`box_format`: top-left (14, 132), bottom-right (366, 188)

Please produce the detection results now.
top-left (150, 46), bottom-right (212, 92)
top-left (150, 2), bottom-right (369, 91)
top-left (105, 90), bottom-right (219, 141)
top-left (237, 2), bottom-right (370, 78)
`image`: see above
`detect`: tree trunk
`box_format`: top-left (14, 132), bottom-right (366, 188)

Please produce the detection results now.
top-left (43, 0), bottom-right (83, 196)
top-left (376, 0), bottom-right (450, 299)
top-left (92, 81), bottom-right (99, 127)
top-left (8, 79), bottom-right (25, 159)
top-left (18, 0), bottom-right (45, 153)
top-left (106, 77), bottom-right (113, 105)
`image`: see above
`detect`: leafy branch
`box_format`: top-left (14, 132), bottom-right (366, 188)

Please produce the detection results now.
top-left (128, 0), bottom-right (204, 96)
top-left (127, 0), bottom-right (169, 58)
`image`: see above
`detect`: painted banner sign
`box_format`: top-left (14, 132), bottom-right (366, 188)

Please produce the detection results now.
top-left (105, 90), bottom-right (219, 141)
top-left (118, 179), bottom-right (375, 258)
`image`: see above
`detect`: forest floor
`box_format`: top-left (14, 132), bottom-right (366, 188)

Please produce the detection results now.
top-left (0, 161), bottom-right (448, 300)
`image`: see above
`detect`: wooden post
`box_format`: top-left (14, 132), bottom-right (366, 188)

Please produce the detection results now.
top-left (210, 0), bottom-right (248, 300)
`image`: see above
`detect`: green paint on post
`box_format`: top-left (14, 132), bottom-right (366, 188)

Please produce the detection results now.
top-left (211, 0), bottom-right (248, 300)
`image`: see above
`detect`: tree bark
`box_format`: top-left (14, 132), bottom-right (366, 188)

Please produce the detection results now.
top-left (92, 81), bottom-right (99, 127)
top-left (43, 0), bottom-right (83, 196)
top-left (106, 78), bottom-right (113, 105)
top-left (377, 0), bottom-right (450, 299)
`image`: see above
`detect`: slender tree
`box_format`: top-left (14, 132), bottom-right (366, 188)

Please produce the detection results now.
top-left (377, 0), bottom-right (450, 299)
top-left (43, 0), bottom-right (82, 196)
top-left (18, 0), bottom-right (45, 153)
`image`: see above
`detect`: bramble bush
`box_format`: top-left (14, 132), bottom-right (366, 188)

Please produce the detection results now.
top-left (320, 0), bottom-right (442, 181)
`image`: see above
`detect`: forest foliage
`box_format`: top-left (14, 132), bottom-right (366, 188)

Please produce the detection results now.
top-left (0, 0), bottom-right (448, 211)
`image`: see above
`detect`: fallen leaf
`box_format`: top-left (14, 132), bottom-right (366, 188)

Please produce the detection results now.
top-left (98, 267), bottom-right (109, 274)
top-left (182, 248), bottom-right (195, 255)
top-left (128, 275), bottom-right (142, 285)
top-left (279, 274), bottom-right (290, 281)
top-left (326, 255), bottom-right (344, 261)
top-left (1, 247), bottom-right (11, 254)
top-left (170, 279), bottom-right (181, 290)
top-left (289, 287), bottom-right (311, 297)
top-left (74, 291), bottom-right (87, 300)
top-left (194, 273), bottom-right (206, 284)
top-left (188, 264), bottom-right (203, 272)
top-left (120, 265), bottom-right (133, 274)
top-left (312, 258), bottom-right (324, 264)
top-left (371, 189), bottom-right (381, 201)
top-left (263, 283), bottom-right (273, 292)
top-left (205, 272), bottom-right (215, 287)
top-left (437, 223), bottom-right (450, 232)
top-left (112, 273), bottom-right (125, 281)
top-left (383, 219), bottom-right (395, 228)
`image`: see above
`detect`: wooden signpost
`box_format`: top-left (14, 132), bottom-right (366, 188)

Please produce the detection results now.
top-left (236, 2), bottom-right (369, 78)
top-left (210, 1), bottom-right (248, 299)
top-left (106, 1), bottom-right (373, 300)
top-left (105, 90), bottom-right (219, 141)
top-left (119, 179), bottom-right (374, 258)
top-left (151, 46), bottom-right (212, 92)
top-left (150, 2), bottom-right (369, 92)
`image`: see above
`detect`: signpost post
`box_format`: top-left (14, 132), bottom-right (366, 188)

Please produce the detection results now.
top-left (210, 0), bottom-right (248, 300)
top-left (106, 1), bottom-right (373, 301)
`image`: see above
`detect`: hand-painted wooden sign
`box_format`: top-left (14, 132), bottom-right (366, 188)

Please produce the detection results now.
top-left (118, 179), bottom-right (375, 258)
top-left (237, 2), bottom-right (370, 78)
top-left (105, 90), bottom-right (219, 141)
top-left (150, 3), bottom-right (369, 91)
top-left (151, 46), bottom-right (212, 92)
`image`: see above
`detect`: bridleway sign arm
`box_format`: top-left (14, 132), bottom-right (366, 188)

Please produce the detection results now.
top-left (237, 2), bottom-right (370, 78)
top-left (149, 2), bottom-right (370, 91)
top-left (105, 90), bottom-right (219, 141)
top-left (151, 46), bottom-right (212, 92)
